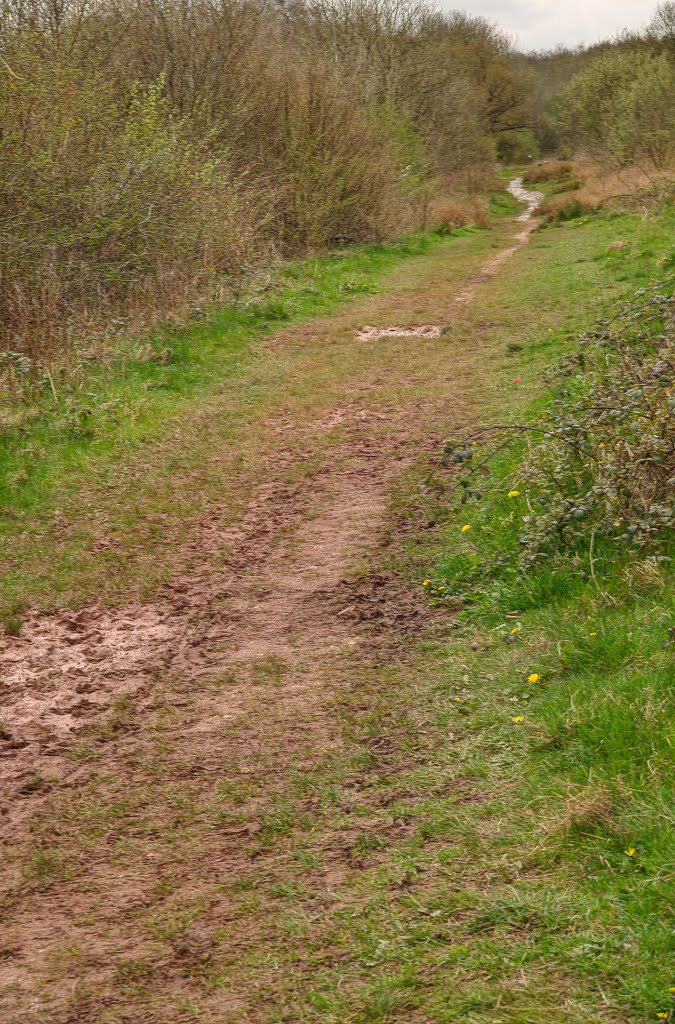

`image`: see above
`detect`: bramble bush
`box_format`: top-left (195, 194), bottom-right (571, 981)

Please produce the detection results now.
top-left (435, 272), bottom-right (675, 585)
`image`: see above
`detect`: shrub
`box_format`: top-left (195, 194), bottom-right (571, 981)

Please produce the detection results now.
top-left (0, 65), bottom-right (273, 373)
top-left (497, 128), bottom-right (540, 163)
top-left (558, 50), bottom-right (675, 171)
top-left (523, 162), bottom-right (574, 185)
top-left (438, 274), bottom-right (675, 575)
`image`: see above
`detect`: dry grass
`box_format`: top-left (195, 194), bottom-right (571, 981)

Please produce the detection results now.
top-left (573, 159), bottom-right (675, 206)
top-left (535, 158), bottom-right (675, 222)
top-left (523, 160), bottom-right (574, 184)
top-left (428, 195), bottom-right (490, 232)
top-left (538, 783), bottom-right (614, 844)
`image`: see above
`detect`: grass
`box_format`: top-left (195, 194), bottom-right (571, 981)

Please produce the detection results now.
top-left (1, 219), bottom-right (521, 628)
top-left (2, 194), bottom-right (674, 1023)
top-left (412, 463), bottom-right (674, 1024)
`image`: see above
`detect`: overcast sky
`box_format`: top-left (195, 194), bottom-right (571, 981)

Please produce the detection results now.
top-left (441, 1), bottom-right (656, 51)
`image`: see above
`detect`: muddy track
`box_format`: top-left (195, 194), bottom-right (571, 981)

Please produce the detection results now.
top-left (0, 418), bottom-right (425, 826)
top-left (0, 197), bottom-right (540, 1021)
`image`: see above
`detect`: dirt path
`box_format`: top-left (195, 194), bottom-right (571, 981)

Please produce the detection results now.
top-left (0, 195), bottom-right (541, 1022)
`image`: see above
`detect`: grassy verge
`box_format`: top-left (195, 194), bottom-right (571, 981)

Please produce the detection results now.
top-left (410, 282), bottom-right (674, 1020)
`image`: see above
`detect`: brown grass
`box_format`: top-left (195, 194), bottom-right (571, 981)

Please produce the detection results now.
top-left (572, 159), bottom-right (675, 206)
top-left (427, 195), bottom-right (490, 232)
top-left (535, 158), bottom-right (675, 222)
top-left (538, 784), bottom-right (614, 845)
top-left (523, 161), bottom-right (574, 184)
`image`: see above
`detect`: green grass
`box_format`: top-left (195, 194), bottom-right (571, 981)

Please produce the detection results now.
top-left (0, 231), bottom-right (443, 521)
top-left (414, 466), bottom-right (674, 1024)
top-left (195, 201), bottom-right (674, 1021)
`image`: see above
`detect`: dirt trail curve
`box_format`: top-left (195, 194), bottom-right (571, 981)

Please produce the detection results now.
top-left (0, 184), bottom-right (541, 1022)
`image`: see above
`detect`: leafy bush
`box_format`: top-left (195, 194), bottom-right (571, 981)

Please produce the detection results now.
top-left (0, 66), bottom-right (273, 374)
top-left (496, 128), bottom-right (540, 163)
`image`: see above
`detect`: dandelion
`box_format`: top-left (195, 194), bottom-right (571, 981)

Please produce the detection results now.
top-left (453, 697), bottom-right (461, 703)
top-left (669, 987), bottom-right (675, 993)
top-left (471, 440), bottom-right (479, 446)
top-left (423, 580), bottom-right (430, 587)
top-left (657, 1014), bottom-right (668, 1020)
top-left (589, 631), bottom-right (598, 637)
top-left (527, 673), bottom-right (540, 684)
top-left (510, 626), bottom-right (521, 635)
top-left (507, 490), bottom-right (519, 498)
top-left (438, 585), bottom-right (446, 591)
top-left (624, 847), bottom-right (636, 857)
top-left (512, 716), bottom-right (524, 723)
top-left (461, 524), bottom-right (471, 533)
top-left (599, 442), bottom-right (605, 447)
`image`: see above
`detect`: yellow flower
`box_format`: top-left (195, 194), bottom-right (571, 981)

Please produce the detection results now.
top-left (510, 626), bottom-right (521, 635)
top-left (599, 442), bottom-right (605, 447)
top-left (527, 673), bottom-right (540, 684)
top-left (669, 987), bottom-right (675, 993)
top-left (475, 742), bottom-right (481, 747)
top-left (625, 847), bottom-right (636, 857)
top-left (507, 490), bottom-right (519, 498)
top-left (438, 585), bottom-right (446, 591)
top-left (657, 1014), bottom-right (668, 1020)
top-left (453, 697), bottom-right (461, 703)
top-left (423, 580), bottom-right (430, 587)
top-left (512, 716), bottom-right (524, 723)
top-left (471, 440), bottom-right (479, 446)
top-left (461, 524), bottom-right (471, 533)
top-left (589, 632), bottom-right (598, 637)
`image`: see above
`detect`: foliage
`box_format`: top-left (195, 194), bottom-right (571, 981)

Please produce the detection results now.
top-left (0, 0), bottom-right (532, 376)
top-left (496, 128), bottom-right (539, 163)
top-left (437, 273), bottom-right (675, 585)
top-left (557, 50), bottom-right (675, 170)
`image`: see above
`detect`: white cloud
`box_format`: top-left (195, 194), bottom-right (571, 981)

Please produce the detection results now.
top-left (440, 0), bottom-right (656, 50)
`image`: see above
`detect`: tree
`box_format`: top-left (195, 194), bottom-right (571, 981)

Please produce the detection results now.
top-left (558, 50), bottom-right (675, 170)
